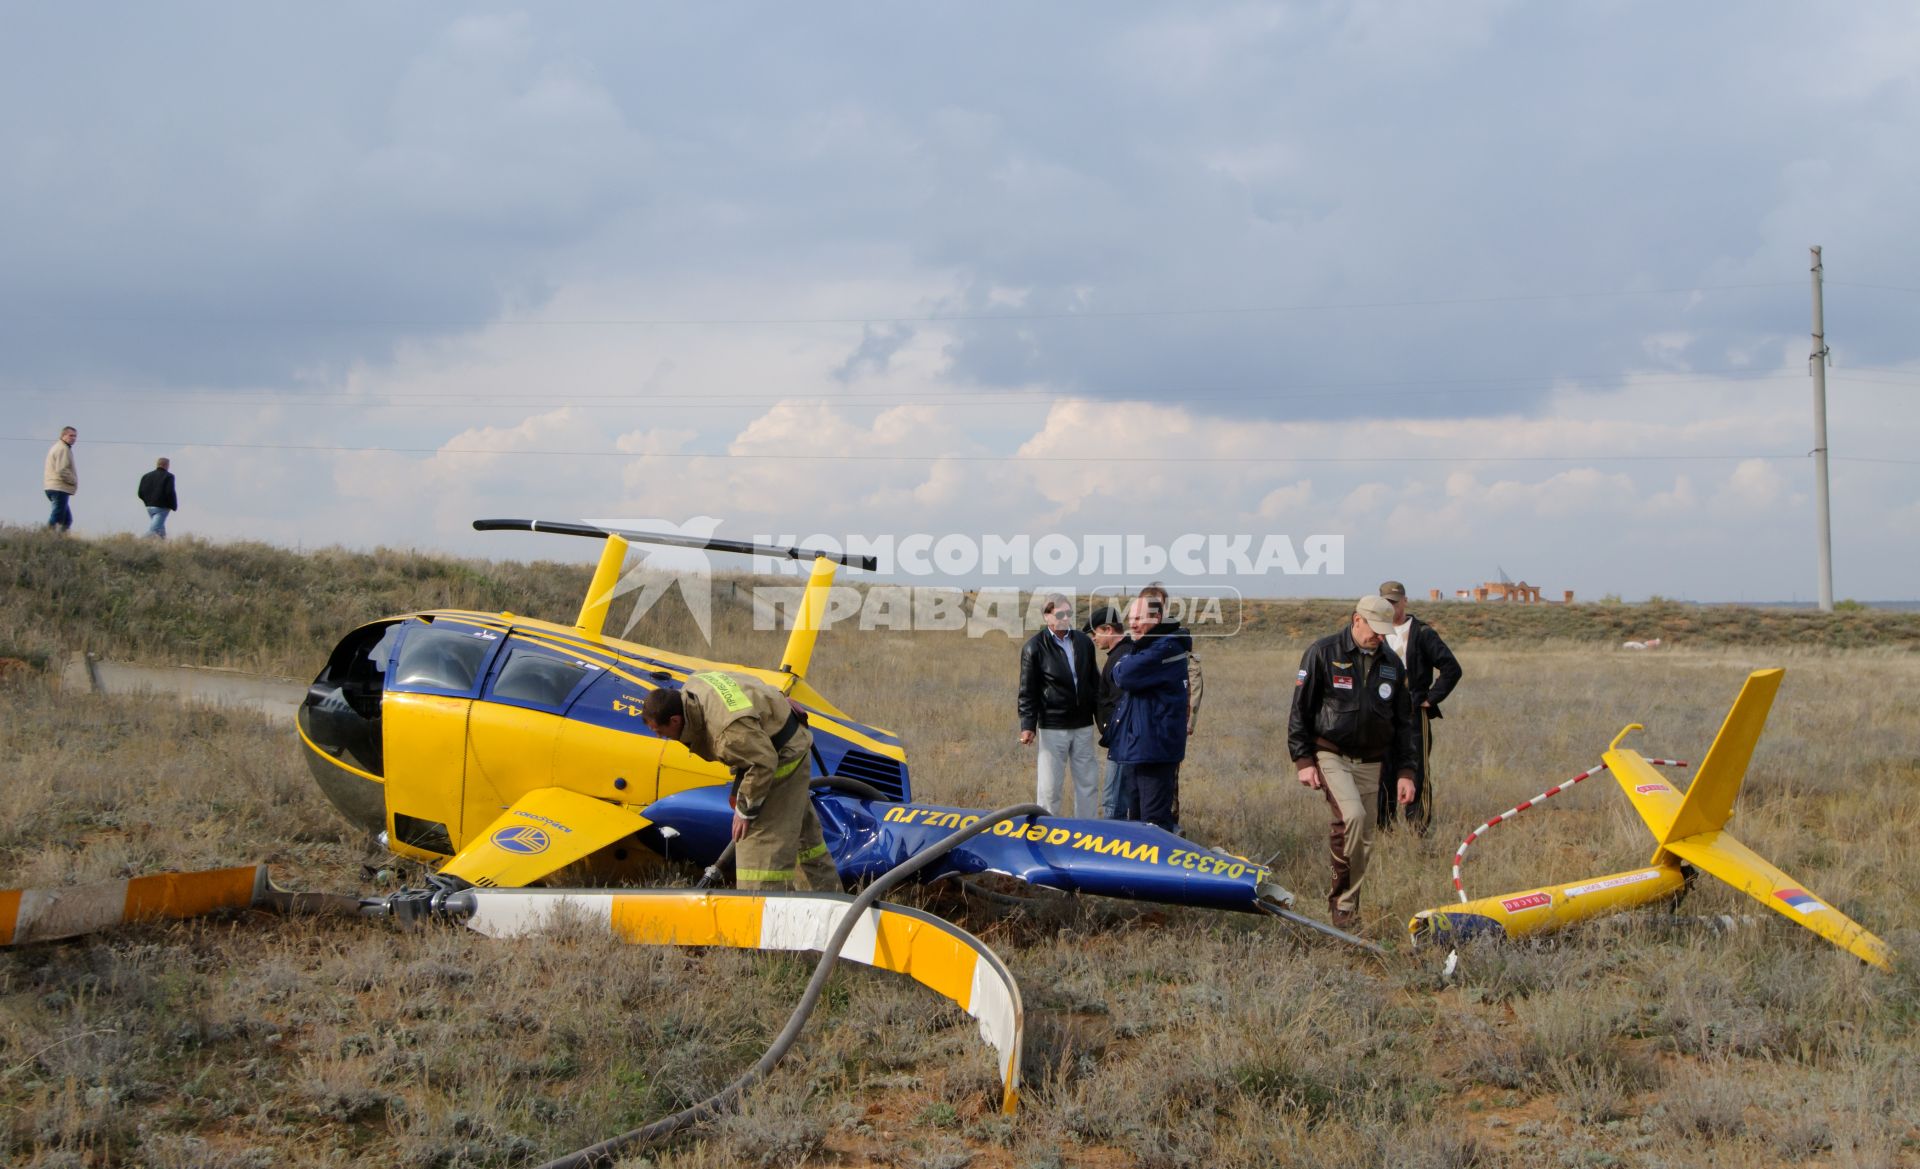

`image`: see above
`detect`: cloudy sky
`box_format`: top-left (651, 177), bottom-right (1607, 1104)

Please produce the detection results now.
top-left (5, 3), bottom-right (1918, 601)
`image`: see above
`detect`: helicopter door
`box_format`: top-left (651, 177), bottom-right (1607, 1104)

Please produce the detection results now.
top-left (549, 667), bottom-right (672, 806)
top-left (380, 620), bottom-right (505, 860)
top-left (463, 640), bottom-right (604, 847)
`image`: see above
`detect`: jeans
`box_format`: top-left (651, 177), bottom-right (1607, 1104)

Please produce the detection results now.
top-left (146, 506), bottom-right (170, 538)
top-left (1101, 756), bottom-right (1131, 819)
top-left (45, 490), bottom-right (72, 531)
top-left (1035, 725), bottom-right (1099, 817)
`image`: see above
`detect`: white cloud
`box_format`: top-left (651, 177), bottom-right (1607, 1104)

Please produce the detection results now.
top-left (1713, 458), bottom-right (1789, 513)
top-left (1256, 480), bottom-right (1313, 519)
top-left (11, 5), bottom-right (1920, 602)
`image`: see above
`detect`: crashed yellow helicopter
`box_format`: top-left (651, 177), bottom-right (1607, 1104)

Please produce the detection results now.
top-left (294, 519), bottom-right (907, 890)
top-left (291, 520), bottom-right (1310, 933)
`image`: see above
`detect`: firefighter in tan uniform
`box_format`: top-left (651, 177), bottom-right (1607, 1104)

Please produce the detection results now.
top-left (642, 670), bottom-right (838, 891)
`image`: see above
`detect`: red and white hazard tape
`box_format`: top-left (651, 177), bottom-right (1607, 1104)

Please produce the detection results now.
top-left (1452, 758), bottom-right (1688, 903)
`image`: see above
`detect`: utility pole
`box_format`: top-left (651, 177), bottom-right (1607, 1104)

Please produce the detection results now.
top-left (1809, 246), bottom-right (1834, 612)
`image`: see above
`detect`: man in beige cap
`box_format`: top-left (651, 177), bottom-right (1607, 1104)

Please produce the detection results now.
top-left (1375, 581), bottom-right (1462, 836)
top-left (1286, 595), bottom-right (1419, 930)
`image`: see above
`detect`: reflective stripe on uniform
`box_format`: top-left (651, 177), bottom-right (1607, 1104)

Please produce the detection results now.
top-left (737, 867), bottom-right (794, 883)
top-left (798, 842), bottom-right (830, 861)
top-left (693, 671), bottom-right (753, 712)
top-left (774, 754), bottom-right (806, 779)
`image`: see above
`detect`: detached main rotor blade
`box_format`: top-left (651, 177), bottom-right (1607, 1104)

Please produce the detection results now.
top-left (0, 865), bottom-right (359, 946)
top-left (457, 887), bottom-right (1025, 1114)
top-left (473, 519), bottom-right (877, 570)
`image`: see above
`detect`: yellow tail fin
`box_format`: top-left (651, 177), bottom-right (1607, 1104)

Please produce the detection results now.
top-left (1664, 668), bottom-right (1783, 843)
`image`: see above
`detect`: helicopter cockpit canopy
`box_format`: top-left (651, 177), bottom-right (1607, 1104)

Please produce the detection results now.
top-left (298, 620), bottom-right (401, 832)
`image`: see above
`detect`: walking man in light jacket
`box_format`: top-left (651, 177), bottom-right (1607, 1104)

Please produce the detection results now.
top-left (43, 426), bottom-right (77, 532)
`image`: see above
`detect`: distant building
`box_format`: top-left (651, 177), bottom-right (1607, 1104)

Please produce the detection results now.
top-left (1438, 582), bottom-right (1574, 603)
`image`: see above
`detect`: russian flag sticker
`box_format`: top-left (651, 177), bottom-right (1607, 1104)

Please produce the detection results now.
top-left (1775, 888), bottom-right (1824, 914)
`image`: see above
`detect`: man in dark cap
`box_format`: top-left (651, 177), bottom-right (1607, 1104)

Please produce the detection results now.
top-left (1374, 580), bottom-right (1462, 836)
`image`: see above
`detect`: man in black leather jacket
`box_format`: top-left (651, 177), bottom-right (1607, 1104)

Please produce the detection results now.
top-left (1017, 594), bottom-right (1099, 815)
top-left (1374, 580), bottom-right (1464, 836)
top-left (1288, 595), bottom-right (1420, 930)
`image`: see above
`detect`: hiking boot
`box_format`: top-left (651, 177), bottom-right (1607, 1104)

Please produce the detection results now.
top-left (1331, 908), bottom-right (1359, 931)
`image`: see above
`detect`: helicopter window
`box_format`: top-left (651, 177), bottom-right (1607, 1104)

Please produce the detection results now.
top-left (487, 645), bottom-right (599, 711)
top-left (301, 621), bottom-right (401, 776)
top-left (311, 621), bottom-right (399, 719)
top-left (389, 623), bottom-right (497, 695)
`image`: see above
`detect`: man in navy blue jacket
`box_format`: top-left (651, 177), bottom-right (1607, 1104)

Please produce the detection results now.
top-left (1108, 592), bottom-right (1192, 832)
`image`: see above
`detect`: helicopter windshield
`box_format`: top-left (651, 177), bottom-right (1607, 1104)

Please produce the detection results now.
top-left (388, 622), bottom-right (498, 695)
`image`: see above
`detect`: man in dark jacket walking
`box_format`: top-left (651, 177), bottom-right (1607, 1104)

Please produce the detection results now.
top-left (1289, 595), bottom-right (1420, 930)
top-left (1109, 592), bottom-right (1191, 833)
top-left (136, 457), bottom-right (179, 538)
top-left (1018, 594), bottom-right (1100, 816)
top-left (1374, 581), bottom-right (1463, 835)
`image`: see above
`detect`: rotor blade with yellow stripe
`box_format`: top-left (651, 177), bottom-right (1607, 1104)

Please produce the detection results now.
top-left (0, 865), bottom-right (358, 946)
top-left (460, 887), bottom-right (1024, 1113)
top-left (1661, 830), bottom-right (1891, 970)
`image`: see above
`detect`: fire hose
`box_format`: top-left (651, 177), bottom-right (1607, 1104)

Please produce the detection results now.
top-left (532, 801), bottom-right (1048, 1169)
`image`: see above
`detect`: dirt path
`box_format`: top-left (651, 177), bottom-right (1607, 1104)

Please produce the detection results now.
top-left (60, 655), bottom-right (306, 722)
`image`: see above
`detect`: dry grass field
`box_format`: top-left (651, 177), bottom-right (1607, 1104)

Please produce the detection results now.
top-left (3, 528), bottom-right (1918, 1167)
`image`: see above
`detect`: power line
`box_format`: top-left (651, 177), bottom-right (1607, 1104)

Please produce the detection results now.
top-left (1826, 280), bottom-right (1920, 296)
top-left (15, 369), bottom-right (1914, 412)
top-left (0, 435), bottom-right (1816, 465)
top-left (5, 280), bottom-right (1801, 330)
